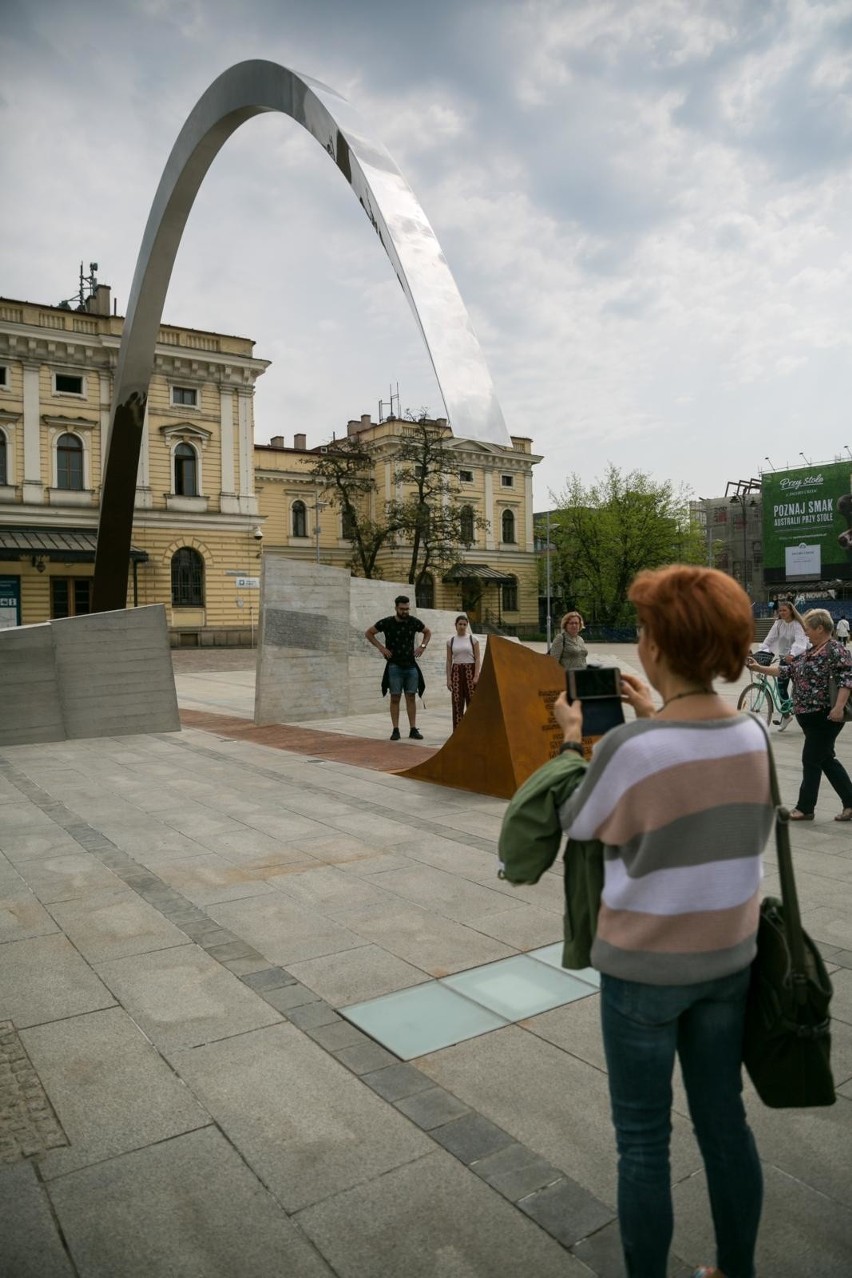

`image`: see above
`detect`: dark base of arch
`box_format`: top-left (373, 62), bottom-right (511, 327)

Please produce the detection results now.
top-left (93, 393), bottom-right (147, 613)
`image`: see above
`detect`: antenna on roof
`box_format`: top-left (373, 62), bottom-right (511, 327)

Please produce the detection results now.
top-left (56, 260), bottom-right (99, 311)
top-left (378, 382), bottom-right (400, 422)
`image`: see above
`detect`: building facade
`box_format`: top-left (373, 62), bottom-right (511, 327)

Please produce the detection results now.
top-left (0, 288), bottom-right (541, 640)
top-left (690, 490), bottom-right (765, 603)
top-left (0, 288), bottom-right (269, 643)
top-left (254, 415), bottom-right (541, 631)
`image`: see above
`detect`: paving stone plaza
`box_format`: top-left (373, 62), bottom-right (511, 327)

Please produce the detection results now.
top-left (1, 645), bottom-right (851, 1276)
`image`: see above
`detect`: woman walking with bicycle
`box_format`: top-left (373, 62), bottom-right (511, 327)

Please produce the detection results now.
top-left (746, 608), bottom-right (852, 821)
top-left (754, 601), bottom-right (806, 729)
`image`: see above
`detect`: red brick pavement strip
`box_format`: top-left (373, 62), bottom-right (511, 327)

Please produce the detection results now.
top-left (179, 709), bottom-right (439, 773)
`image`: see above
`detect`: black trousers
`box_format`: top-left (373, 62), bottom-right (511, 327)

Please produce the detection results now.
top-left (795, 711), bottom-right (852, 814)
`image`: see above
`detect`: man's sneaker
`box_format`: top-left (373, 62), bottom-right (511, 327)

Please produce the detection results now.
top-left (409, 727), bottom-right (423, 740)
top-left (778, 714), bottom-right (793, 732)
top-left (390, 728), bottom-right (401, 741)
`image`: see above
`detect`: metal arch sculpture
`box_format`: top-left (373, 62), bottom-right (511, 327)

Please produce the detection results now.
top-left (93, 59), bottom-right (511, 611)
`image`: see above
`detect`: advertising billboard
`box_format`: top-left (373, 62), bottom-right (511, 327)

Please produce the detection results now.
top-left (762, 461), bottom-right (852, 584)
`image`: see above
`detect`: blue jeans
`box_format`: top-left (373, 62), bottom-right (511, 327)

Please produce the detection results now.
top-left (387, 663), bottom-right (419, 696)
top-left (600, 968), bottom-right (762, 1278)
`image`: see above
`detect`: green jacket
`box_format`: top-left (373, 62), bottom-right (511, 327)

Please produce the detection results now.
top-left (498, 751), bottom-right (604, 971)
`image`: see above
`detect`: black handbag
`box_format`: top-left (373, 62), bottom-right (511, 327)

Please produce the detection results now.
top-left (742, 748), bottom-right (836, 1107)
top-left (828, 676), bottom-right (852, 722)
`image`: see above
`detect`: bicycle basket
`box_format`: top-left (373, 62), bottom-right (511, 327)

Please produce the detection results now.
top-left (752, 651), bottom-right (774, 667)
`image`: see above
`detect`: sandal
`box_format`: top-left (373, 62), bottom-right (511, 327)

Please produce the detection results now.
top-left (834, 808), bottom-right (852, 822)
top-left (789, 809), bottom-right (814, 821)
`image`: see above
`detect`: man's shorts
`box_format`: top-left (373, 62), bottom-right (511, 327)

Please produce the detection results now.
top-left (387, 663), bottom-right (419, 695)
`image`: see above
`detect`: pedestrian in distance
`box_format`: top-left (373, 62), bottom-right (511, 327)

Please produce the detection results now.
top-left (365, 595), bottom-right (431, 740)
top-left (836, 615), bottom-right (850, 646)
top-left (505, 565), bottom-right (773, 1278)
top-left (746, 606), bottom-right (852, 821)
top-left (446, 615), bottom-right (480, 730)
top-left (548, 610), bottom-right (588, 670)
top-left (754, 600), bottom-right (807, 729)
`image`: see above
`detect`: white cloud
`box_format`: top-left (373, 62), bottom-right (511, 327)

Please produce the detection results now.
top-left (3, 0), bottom-right (852, 504)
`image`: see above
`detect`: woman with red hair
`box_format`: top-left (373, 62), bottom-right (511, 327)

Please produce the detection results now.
top-left (553, 565), bottom-right (773, 1278)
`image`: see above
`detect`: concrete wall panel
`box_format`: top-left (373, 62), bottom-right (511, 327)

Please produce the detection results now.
top-left (0, 606), bottom-right (179, 746)
top-left (255, 555), bottom-right (489, 723)
top-left (0, 624), bottom-right (64, 746)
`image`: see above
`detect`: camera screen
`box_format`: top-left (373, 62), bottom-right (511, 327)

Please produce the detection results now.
top-left (567, 667), bottom-right (621, 701)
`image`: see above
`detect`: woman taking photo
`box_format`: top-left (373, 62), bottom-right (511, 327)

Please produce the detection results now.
top-left (446, 615), bottom-right (480, 730)
top-left (746, 607), bottom-right (852, 821)
top-left (549, 610), bottom-right (587, 670)
top-left (554, 566), bottom-right (773, 1278)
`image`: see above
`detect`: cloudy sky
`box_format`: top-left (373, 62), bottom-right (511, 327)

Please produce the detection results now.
top-left (3, 0), bottom-right (852, 506)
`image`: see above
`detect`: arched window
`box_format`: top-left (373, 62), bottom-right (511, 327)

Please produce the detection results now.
top-left (502, 575), bottom-right (518, 612)
top-left (460, 505), bottom-right (475, 545)
top-left (174, 443), bottom-right (198, 496)
top-left (0, 430), bottom-right (6, 485)
top-left (416, 573), bottom-right (434, 609)
top-left (171, 547), bottom-right (204, 606)
top-left (501, 509), bottom-right (516, 544)
top-left (292, 500), bottom-right (307, 537)
top-left (57, 434), bottom-right (83, 490)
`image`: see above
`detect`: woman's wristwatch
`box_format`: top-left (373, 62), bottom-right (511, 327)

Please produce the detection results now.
top-left (559, 741), bottom-right (584, 756)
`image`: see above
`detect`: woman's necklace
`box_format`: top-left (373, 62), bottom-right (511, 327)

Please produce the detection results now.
top-left (661, 688), bottom-right (712, 709)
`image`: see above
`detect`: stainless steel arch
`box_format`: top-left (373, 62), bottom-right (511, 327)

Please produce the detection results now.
top-left (93, 59), bottom-right (510, 610)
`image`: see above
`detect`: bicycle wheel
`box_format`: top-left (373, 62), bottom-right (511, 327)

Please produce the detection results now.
top-left (738, 682), bottom-right (773, 725)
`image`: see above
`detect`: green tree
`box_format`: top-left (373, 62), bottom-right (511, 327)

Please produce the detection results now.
top-left (308, 435), bottom-right (399, 578)
top-left (550, 465), bottom-right (704, 627)
top-left (388, 415), bottom-right (488, 595)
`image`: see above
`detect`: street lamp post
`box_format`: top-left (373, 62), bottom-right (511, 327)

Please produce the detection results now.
top-left (727, 484), bottom-right (760, 600)
top-left (698, 497), bottom-right (713, 567)
top-left (312, 488), bottom-right (327, 564)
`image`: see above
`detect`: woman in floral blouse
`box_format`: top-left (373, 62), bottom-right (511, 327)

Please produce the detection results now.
top-left (747, 608), bottom-right (852, 821)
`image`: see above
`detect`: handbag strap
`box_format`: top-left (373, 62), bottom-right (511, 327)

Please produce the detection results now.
top-left (765, 741), bottom-right (808, 979)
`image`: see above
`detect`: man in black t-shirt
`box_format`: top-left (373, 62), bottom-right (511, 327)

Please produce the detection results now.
top-left (365, 595), bottom-right (432, 740)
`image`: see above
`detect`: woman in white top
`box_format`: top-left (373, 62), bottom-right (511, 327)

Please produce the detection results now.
top-left (446, 615), bottom-right (480, 730)
top-left (757, 601), bottom-right (807, 727)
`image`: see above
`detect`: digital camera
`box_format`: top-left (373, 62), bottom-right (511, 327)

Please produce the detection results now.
top-left (566, 667), bottom-right (625, 736)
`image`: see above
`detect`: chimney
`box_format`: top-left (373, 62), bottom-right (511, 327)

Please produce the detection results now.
top-left (436, 417), bottom-right (448, 429)
top-left (347, 420), bottom-right (360, 436)
top-left (85, 284), bottom-right (111, 316)
top-left (360, 414), bottom-right (372, 428)
top-left (293, 433), bottom-right (306, 450)
top-left (269, 436), bottom-right (285, 449)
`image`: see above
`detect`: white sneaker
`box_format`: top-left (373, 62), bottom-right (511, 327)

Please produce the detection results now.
top-left (777, 714), bottom-right (793, 732)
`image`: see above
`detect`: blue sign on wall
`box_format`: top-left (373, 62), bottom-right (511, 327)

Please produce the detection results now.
top-left (0, 575), bottom-right (21, 629)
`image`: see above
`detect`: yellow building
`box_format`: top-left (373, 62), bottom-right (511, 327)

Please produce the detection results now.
top-left (0, 285), bottom-right (541, 641)
top-left (254, 415), bottom-right (542, 631)
top-left (0, 287), bottom-right (269, 644)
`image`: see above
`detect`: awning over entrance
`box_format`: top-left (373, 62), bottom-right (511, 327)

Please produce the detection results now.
top-left (0, 528), bottom-right (148, 563)
top-left (442, 562), bottom-right (514, 585)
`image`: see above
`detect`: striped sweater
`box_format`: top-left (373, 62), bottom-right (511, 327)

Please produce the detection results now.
top-left (559, 715), bottom-right (774, 985)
